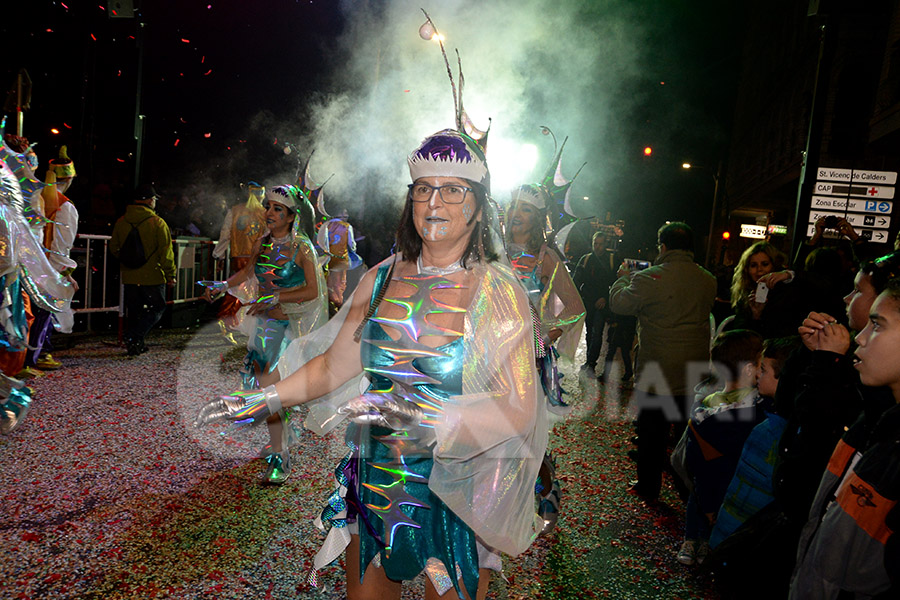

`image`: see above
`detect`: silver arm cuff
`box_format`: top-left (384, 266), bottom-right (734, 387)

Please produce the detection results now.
top-left (263, 384), bottom-right (282, 415)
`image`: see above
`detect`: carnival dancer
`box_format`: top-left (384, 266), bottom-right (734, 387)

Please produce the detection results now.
top-left (198, 124), bottom-right (544, 600)
top-left (202, 184), bottom-right (327, 484)
top-left (506, 182), bottom-right (585, 535)
top-left (316, 215), bottom-right (363, 316)
top-left (0, 132), bottom-right (72, 433)
top-left (212, 181), bottom-right (267, 344)
top-left (25, 146), bottom-right (79, 372)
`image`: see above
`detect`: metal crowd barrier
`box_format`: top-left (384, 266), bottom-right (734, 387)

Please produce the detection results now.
top-left (70, 234), bottom-right (230, 333)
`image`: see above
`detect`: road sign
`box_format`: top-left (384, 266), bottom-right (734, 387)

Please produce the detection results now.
top-left (807, 210), bottom-right (891, 229)
top-left (810, 196), bottom-right (893, 214)
top-left (806, 224), bottom-right (891, 243)
top-left (816, 167), bottom-right (897, 186)
top-left (813, 182), bottom-right (895, 199)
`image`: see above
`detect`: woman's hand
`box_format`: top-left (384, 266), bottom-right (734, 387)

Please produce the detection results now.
top-left (758, 270), bottom-right (791, 288)
top-left (811, 216), bottom-right (826, 243)
top-left (337, 393), bottom-right (423, 429)
top-left (815, 321), bottom-right (851, 354)
top-left (198, 280), bottom-right (228, 303)
top-left (246, 293), bottom-right (279, 316)
top-left (748, 291), bottom-right (765, 320)
top-left (194, 386), bottom-right (280, 429)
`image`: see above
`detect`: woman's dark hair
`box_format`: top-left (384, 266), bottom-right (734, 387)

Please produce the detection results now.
top-left (862, 251), bottom-right (900, 294)
top-left (395, 179), bottom-right (499, 268)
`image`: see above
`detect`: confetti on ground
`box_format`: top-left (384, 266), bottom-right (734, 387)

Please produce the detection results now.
top-left (1, 326), bottom-right (721, 599)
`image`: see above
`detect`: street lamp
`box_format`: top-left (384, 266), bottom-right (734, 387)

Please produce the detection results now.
top-left (682, 162), bottom-right (722, 267)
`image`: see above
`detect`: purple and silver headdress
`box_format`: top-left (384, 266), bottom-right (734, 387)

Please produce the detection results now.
top-left (408, 128), bottom-right (489, 188)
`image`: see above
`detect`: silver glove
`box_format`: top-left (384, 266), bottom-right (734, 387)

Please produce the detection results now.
top-left (193, 385), bottom-right (282, 428)
top-left (338, 393), bottom-right (423, 429)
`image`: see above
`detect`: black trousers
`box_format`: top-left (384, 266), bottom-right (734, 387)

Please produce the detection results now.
top-left (633, 391), bottom-right (690, 499)
top-left (123, 284), bottom-right (166, 347)
top-left (584, 307), bottom-right (607, 368)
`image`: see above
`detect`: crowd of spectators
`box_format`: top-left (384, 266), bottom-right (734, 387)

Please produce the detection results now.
top-left (580, 216), bottom-right (900, 599)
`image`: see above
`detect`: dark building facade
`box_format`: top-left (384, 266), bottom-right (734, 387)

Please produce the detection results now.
top-left (713, 0), bottom-right (900, 264)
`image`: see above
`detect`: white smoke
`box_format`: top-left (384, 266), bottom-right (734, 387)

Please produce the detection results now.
top-left (269, 0), bottom-right (650, 220)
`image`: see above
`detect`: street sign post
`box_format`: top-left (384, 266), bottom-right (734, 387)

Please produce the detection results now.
top-left (810, 167), bottom-right (897, 244)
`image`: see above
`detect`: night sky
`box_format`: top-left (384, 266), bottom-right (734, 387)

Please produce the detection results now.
top-left (5, 0), bottom-right (742, 257)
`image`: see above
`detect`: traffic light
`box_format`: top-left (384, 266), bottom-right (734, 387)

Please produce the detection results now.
top-left (643, 146), bottom-right (653, 157)
top-left (722, 231), bottom-right (730, 240)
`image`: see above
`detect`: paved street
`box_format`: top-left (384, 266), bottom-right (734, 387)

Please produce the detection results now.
top-left (3, 324), bottom-right (718, 599)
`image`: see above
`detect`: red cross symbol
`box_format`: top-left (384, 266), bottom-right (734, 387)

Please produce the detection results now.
top-left (868, 187), bottom-right (879, 196)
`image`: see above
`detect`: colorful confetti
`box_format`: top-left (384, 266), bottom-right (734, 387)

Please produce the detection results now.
top-left (0, 329), bottom-right (721, 598)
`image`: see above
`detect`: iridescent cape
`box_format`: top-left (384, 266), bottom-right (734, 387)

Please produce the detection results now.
top-left (510, 243), bottom-right (585, 363)
top-left (0, 139), bottom-right (72, 349)
top-left (277, 255), bottom-right (547, 556)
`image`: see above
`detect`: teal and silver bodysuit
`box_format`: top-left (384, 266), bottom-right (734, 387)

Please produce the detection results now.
top-left (318, 264), bottom-right (494, 598)
top-left (242, 234), bottom-right (307, 389)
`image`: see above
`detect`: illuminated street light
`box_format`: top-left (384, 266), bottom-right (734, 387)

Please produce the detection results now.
top-left (682, 162), bottom-right (692, 169)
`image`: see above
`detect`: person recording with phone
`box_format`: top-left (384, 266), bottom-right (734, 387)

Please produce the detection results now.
top-left (796, 215), bottom-right (877, 270)
top-left (727, 242), bottom-right (804, 338)
top-left (609, 222), bottom-right (716, 501)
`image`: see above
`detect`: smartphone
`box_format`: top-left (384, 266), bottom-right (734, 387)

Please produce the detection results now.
top-left (755, 281), bottom-right (769, 303)
top-left (624, 259), bottom-right (651, 271)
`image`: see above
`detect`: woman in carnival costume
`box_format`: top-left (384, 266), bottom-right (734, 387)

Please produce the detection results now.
top-left (201, 184), bottom-right (327, 484)
top-left (0, 130), bottom-right (72, 433)
top-left (505, 181), bottom-right (585, 533)
top-left (197, 125), bottom-right (546, 598)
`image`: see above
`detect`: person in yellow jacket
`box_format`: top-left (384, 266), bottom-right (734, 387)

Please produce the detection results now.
top-left (110, 184), bottom-right (176, 355)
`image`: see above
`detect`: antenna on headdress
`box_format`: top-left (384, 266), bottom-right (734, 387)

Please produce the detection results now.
top-left (293, 148), bottom-right (334, 219)
top-left (420, 9), bottom-right (457, 126)
top-left (535, 127), bottom-right (590, 255)
top-left (419, 9), bottom-right (490, 153)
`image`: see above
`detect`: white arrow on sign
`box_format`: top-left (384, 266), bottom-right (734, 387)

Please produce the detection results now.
top-left (807, 210), bottom-right (891, 229)
top-left (806, 224), bottom-right (891, 243)
top-left (810, 196), bottom-right (894, 214)
top-left (816, 167), bottom-right (898, 185)
top-left (813, 182), bottom-right (895, 199)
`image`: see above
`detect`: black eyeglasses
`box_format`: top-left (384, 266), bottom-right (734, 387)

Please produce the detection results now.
top-left (408, 183), bottom-right (473, 204)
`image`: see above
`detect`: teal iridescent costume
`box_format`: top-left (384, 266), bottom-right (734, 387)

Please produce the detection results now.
top-left (281, 252), bottom-right (547, 598)
top-left (0, 127), bottom-right (72, 434)
top-left (241, 234), bottom-right (309, 389)
top-left (347, 265), bottom-right (484, 595)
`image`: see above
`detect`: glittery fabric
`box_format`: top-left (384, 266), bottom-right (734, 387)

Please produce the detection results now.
top-left (508, 244), bottom-right (585, 362)
top-left (240, 234), bottom-right (323, 388)
top-left (0, 138), bottom-right (72, 316)
top-left (254, 238), bottom-right (307, 290)
top-left (295, 258), bottom-right (545, 592)
top-left (352, 265), bottom-right (481, 597)
top-left (430, 262), bottom-right (547, 556)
